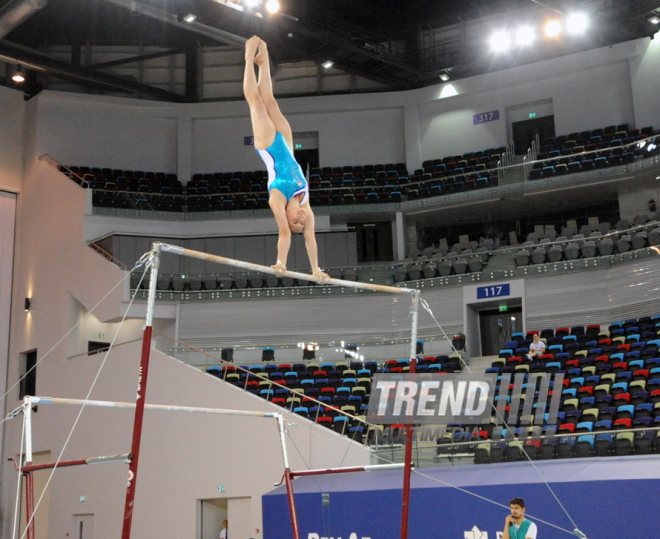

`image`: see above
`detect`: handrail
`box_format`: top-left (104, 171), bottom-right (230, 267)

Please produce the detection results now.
top-left (89, 241), bottom-right (128, 270)
top-left (39, 154), bottom-right (90, 188)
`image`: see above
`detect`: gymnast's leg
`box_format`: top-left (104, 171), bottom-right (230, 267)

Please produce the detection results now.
top-left (243, 36), bottom-right (276, 150)
top-left (254, 38), bottom-right (294, 151)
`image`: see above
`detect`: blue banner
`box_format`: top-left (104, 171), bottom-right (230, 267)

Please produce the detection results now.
top-left (473, 110), bottom-right (500, 124)
top-left (477, 283), bottom-right (510, 299)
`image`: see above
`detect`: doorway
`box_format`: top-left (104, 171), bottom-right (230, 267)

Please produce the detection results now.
top-left (294, 148), bottom-right (319, 175)
top-left (351, 222), bottom-right (393, 262)
top-left (74, 515), bottom-right (94, 539)
top-left (479, 306), bottom-right (523, 356)
top-left (511, 115), bottom-right (556, 155)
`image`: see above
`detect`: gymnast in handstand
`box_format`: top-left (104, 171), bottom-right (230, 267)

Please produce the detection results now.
top-left (244, 36), bottom-right (330, 283)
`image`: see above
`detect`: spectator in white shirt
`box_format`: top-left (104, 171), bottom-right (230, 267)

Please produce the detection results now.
top-left (526, 334), bottom-right (546, 362)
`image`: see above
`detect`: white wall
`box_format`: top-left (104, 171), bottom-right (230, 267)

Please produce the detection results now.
top-left (629, 37), bottom-right (660, 130)
top-left (0, 86), bottom-right (25, 193)
top-left (33, 93), bottom-right (180, 174)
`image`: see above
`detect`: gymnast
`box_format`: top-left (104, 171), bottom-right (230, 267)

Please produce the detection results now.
top-left (244, 36), bottom-right (330, 283)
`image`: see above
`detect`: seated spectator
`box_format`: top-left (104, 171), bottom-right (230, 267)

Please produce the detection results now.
top-left (526, 334), bottom-right (546, 362)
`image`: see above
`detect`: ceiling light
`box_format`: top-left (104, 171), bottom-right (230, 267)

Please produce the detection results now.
top-left (183, 13), bottom-right (196, 22)
top-left (490, 31), bottom-right (511, 52)
top-left (12, 65), bottom-right (25, 83)
top-left (544, 20), bottom-right (562, 38)
top-left (265, 0), bottom-right (279, 13)
top-left (244, 0), bottom-right (262, 7)
top-left (516, 26), bottom-right (536, 46)
top-left (322, 60), bottom-right (334, 68)
top-left (650, 15), bottom-right (660, 25)
top-left (439, 72), bottom-right (450, 82)
top-left (566, 13), bottom-right (589, 34)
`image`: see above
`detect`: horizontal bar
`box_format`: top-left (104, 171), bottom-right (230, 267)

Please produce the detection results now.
top-left (158, 243), bottom-right (414, 295)
top-left (20, 453), bottom-right (131, 473)
top-left (30, 397), bottom-right (281, 419)
top-left (290, 463), bottom-right (404, 477)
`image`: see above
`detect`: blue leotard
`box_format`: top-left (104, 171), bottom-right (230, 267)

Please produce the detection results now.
top-left (256, 132), bottom-right (309, 205)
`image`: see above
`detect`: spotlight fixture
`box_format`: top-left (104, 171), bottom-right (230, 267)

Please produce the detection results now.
top-left (544, 20), bottom-right (562, 38)
top-left (24, 298), bottom-right (30, 312)
top-left (516, 26), bottom-right (535, 46)
top-left (439, 71), bottom-right (450, 82)
top-left (183, 13), bottom-right (196, 22)
top-left (265, 0), bottom-right (279, 13)
top-left (649, 15), bottom-right (660, 25)
top-left (12, 65), bottom-right (25, 83)
top-left (490, 31), bottom-right (511, 52)
top-left (566, 13), bottom-right (589, 34)
top-left (322, 60), bottom-right (334, 68)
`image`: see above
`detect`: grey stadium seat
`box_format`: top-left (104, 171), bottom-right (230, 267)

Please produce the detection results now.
top-left (572, 233), bottom-right (585, 248)
top-left (439, 260), bottom-right (452, 276)
top-left (632, 231), bottom-right (647, 250)
top-left (265, 274), bottom-right (279, 287)
top-left (408, 264), bottom-right (422, 280)
top-left (475, 246), bottom-right (489, 262)
top-left (189, 276), bottom-right (203, 291)
top-left (202, 276), bottom-right (217, 290)
top-left (564, 243), bottom-right (579, 260)
top-left (453, 258), bottom-right (468, 274)
top-left (234, 273), bottom-right (249, 289)
top-left (617, 235), bottom-right (631, 253)
top-left (281, 276), bottom-right (295, 287)
top-left (423, 262), bottom-right (437, 278)
top-left (249, 272), bottom-right (264, 288)
top-left (598, 238), bottom-right (614, 256)
top-left (394, 266), bottom-right (408, 282)
top-left (531, 247), bottom-right (546, 264)
top-left (599, 222), bottom-right (611, 235)
top-left (547, 245), bottom-right (563, 262)
top-left (514, 249), bottom-right (530, 266)
top-left (157, 275), bottom-right (172, 291)
top-left (581, 240), bottom-right (597, 258)
top-left (649, 228), bottom-right (660, 246)
top-left (615, 219), bottom-right (630, 231)
top-left (468, 257), bottom-right (483, 273)
top-left (218, 276), bottom-right (233, 290)
top-left (172, 275), bottom-right (186, 291)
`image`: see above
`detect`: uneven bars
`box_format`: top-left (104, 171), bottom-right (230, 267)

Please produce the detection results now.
top-left (158, 243), bottom-right (415, 295)
top-left (31, 397), bottom-right (281, 418)
top-left (289, 463), bottom-right (404, 478)
top-left (21, 453), bottom-right (130, 473)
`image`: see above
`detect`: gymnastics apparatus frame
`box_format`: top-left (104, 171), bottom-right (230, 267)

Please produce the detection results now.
top-left (14, 242), bottom-right (421, 539)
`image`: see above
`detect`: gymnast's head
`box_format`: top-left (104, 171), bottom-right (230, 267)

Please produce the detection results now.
top-left (286, 202), bottom-right (306, 234)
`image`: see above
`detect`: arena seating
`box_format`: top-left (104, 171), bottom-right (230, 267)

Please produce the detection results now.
top-left (527, 125), bottom-right (656, 180)
top-left (477, 314), bottom-right (660, 462)
top-left (208, 353), bottom-right (464, 440)
top-left (203, 311), bottom-right (660, 460)
top-left (65, 127), bottom-right (657, 213)
top-left (512, 220), bottom-right (660, 266)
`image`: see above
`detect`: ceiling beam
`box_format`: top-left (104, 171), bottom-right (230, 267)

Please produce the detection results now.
top-left (0, 39), bottom-right (190, 102)
top-left (91, 48), bottom-right (185, 69)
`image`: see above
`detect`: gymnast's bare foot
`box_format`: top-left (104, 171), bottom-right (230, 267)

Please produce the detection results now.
top-left (245, 36), bottom-right (259, 63)
top-left (255, 38), bottom-right (268, 66)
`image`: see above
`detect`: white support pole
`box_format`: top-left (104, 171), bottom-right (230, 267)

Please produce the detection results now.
top-left (23, 397), bottom-right (32, 464)
top-left (31, 396), bottom-right (283, 419)
top-left (145, 245), bottom-right (160, 327)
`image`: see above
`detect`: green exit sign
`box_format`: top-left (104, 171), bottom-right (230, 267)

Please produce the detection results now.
top-left (294, 143), bottom-right (303, 149)
top-left (528, 112), bottom-right (537, 118)
top-left (499, 305), bottom-right (508, 312)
